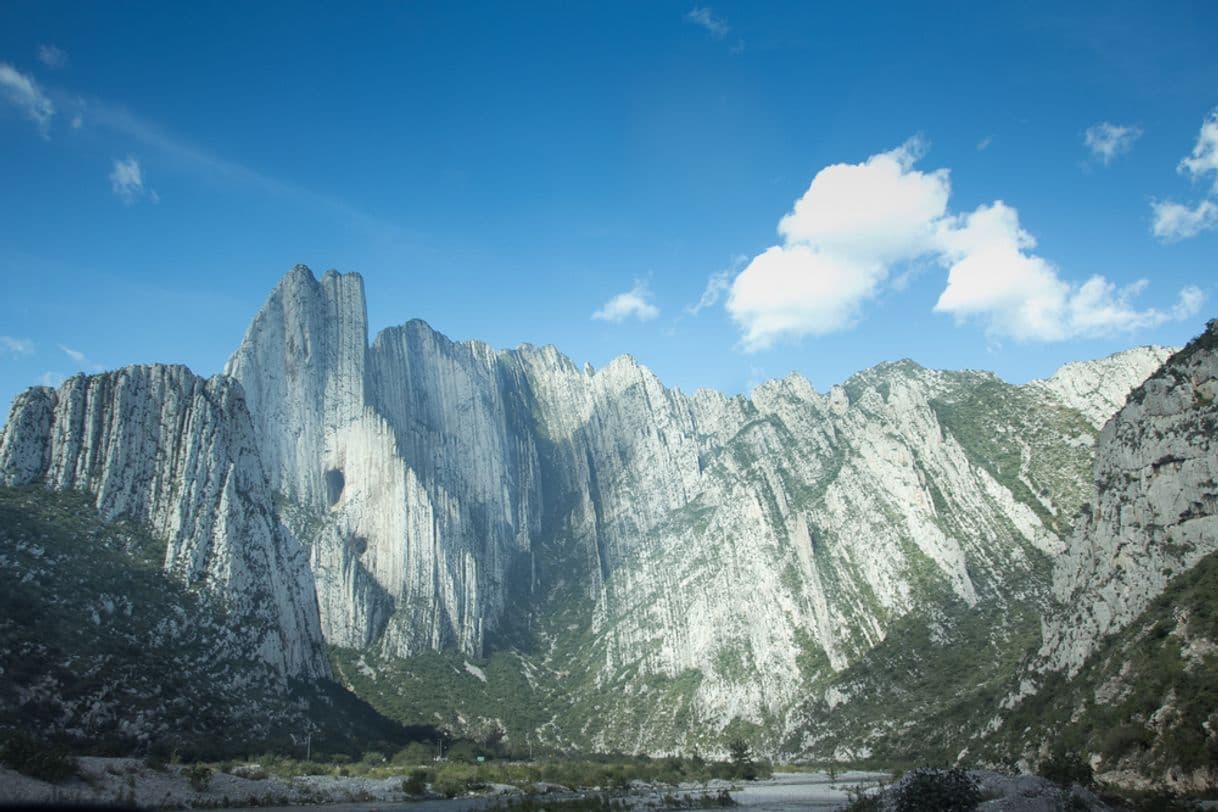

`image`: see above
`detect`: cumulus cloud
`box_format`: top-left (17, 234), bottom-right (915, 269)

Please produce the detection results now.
top-left (37, 44), bottom-right (68, 69)
top-left (726, 139), bottom-right (1202, 349)
top-left (727, 138), bottom-right (951, 349)
top-left (1152, 107), bottom-right (1218, 242)
top-left (0, 62), bottom-right (55, 136)
top-left (1084, 122), bottom-right (1142, 165)
top-left (685, 6), bottom-right (729, 39)
top-left (109, 156), bottom-right (157, 203)
top-left (936, 204), bottom-right (1203, 338)
top-left (593, 281), bottom-right (660, 323)
top-left (1152, 199), bottom-right (1218, 242)
top-left (1, 336), bottom-right (35, 356)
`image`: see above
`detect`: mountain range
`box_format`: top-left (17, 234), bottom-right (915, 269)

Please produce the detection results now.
top-left (1, 265), bottom-right (1214, 790)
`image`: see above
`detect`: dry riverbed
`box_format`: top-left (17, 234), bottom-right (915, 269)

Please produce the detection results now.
top-left (0, 758), bottom-right (887, 811)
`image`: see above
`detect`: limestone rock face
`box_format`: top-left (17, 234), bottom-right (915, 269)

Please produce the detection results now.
top-left (222, 267), bottom-right (1172, 737)
top-left (0, 365), bottom-right (329, 681)
top-left (1, 264), bottom-right (1185, 746)
top-left (1030, 345), bottom-right (1174, 429)
top-left (225, 269), bottom-right (544, 657)
top-left (1040, 322), bottom-right (1218, 676)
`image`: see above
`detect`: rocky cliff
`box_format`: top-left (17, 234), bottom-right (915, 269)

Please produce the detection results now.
top-left (0, 365), bottom-right (329, 681)
top-left (1039, 321), bottom-right (1218, 676)
top-left (221, 266), bottom-right (1174, 748)
top-left (974, 321), bottom-right (1218, 789)
top-left (0, 264), bottom-right (1190, 756)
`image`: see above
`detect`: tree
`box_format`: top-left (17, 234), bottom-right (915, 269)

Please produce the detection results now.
top-left (728, 738), bottom-right (758, 780)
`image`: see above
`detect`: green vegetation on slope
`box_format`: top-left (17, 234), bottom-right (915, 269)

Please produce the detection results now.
top-left (980, 549), bottom-right (1218, 781)
top-left (930, 375), bottom-right (1097, 537)
top-left (0, 485), bottom-right (426, 760)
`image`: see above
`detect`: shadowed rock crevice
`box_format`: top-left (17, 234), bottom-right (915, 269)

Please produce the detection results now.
top-left (325, 467), bottom-right (345, 507)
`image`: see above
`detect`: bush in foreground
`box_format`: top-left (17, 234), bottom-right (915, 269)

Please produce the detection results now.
top-left (0, 732), bottom-right (79, 783)
top-left (893, 768), bottom-right (980, 812)
top-left (1039, 750), bottom-right (1094, 788)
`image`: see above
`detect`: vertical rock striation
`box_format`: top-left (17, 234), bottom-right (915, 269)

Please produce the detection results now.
top-left (1, 263), bottom-right (1186, 749)
top-left (0, 365), bottom-right (329, 681)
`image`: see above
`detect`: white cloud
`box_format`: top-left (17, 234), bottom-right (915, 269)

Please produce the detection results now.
top-left (729, 245), bottom-right (883, 349)
top-left (687, 270), bottom-right (731, 315)
top-left (0, 62), bottom-right (55, 136)
top-left (1151, 108), bottom-right (1218, 242)
top-left (58, 343), bottom-right (105, 371)
top-left (727, 138), bottom-right (951, 349)
top-left (109, 156), bottom-right (154, 203)
top-left (777, 138), bottom-right (948, 265)
top-left (1083, 122), bottom-right (1142, 165)
top-left (1151, 199), bottom-right (1218, 242)
top-left (1, 336), bottom-right (35, 356)
top-left (726, 139), bottom-right (1202, 349)
top-left (935, 202), bottom-right (1204, 339)
top-left (38, 371), bottom-right (63, 388)
top-left (70, 113), bottom-right (83, 129)
top-left (1178, 107), bottom-right (1218, 191)
top-left (976, 135), bottom-right (993, 151)
top-left (593, 281), bottom-right (660, 323)
top-left (685, 6), bottom-right (729, 39)
top-left (686, 257), bottom-right (745, 315)
top-left (37, 44), bottom-right (68, 69)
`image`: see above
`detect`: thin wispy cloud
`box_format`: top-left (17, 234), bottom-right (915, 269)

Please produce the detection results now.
top-left (86, 100), bottom-right (399, 234)
top-left (1152, 107), bottom-right (1218, 242)
top-left (1, 336), bottom-right (35, 356)
top-left (976, 135), bottom-right (993, 152)
top-left (1084, 122), bottom-right (1141, 165)
top-left (0, 62), bottom-right (55, 136)
top-left (38, 371), bottom-right (64, 388)
top-left (110, 156), bottom-right (156, 204)
top-left (725, 138), bottom-right (1202, 349)
top-left (59, 344), bottom-right (105, 371)
top-left (685, 7), bottom-right (729, 39)
top-left (686, 257), bottom-right (745, 316)
top-left (594, 281), bottom-right (660, 323)
top-left (37, 44), bottom-right (68, 69)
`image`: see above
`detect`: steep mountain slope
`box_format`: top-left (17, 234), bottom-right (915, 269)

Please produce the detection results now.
top-left (1040, 322), bottom-right (1218, 676)
top-left (0, 365), bottom-right (328, 681)
top-left (976, 320), bottom-right (1218, 789)
top-left (0, 264), bottom-right (1185, 760)
top-left (0, 486), bottom-right (414, 756)
top-left (222, 266), bottom-right (1172, 751)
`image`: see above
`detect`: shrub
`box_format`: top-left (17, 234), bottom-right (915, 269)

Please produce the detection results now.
top-left (1039, 751), bottom-right (1094, 788)
top-left (401, 768), bottom-right (430, 795)
top-left (893, 768), bottom-right (980, 812)
top-left (394, 741), bottom-right (435, 766)
top-left (0, 732), bottom-right (78, 783)
top-left (187, 763), bottom-right (214, 792)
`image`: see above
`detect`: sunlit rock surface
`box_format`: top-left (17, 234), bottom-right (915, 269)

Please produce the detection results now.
top-left (223, 266), bottom-right (1171, 733)
top-left (0, 364), bottom-right (329, 681)
top-left (1040, 321), bottom-right (1218, 676)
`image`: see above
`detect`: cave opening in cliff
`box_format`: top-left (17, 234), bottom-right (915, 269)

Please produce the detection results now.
top-left (324, 468), bottom-right (345, 506)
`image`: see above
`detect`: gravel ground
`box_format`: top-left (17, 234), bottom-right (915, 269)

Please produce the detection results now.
top-left (0, 761), bottom-right (885, 811)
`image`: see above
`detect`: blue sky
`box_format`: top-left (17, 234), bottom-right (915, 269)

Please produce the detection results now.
top-left (1, 2), bottom-right (1216, 413)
